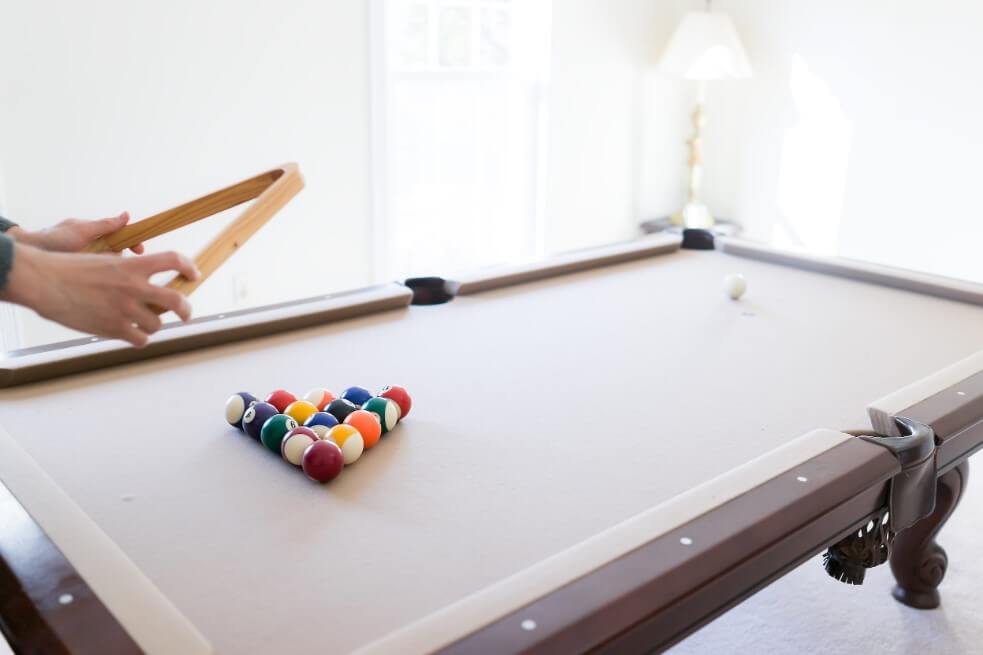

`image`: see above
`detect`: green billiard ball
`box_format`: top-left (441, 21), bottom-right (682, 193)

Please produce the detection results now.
top-left (261, 414), bottom-right (299, 453)
top-left (361, 397), bottom-right (399, 434)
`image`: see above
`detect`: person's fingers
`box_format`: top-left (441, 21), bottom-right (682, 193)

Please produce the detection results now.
top-left (130, 303), bottom-right (163, 335)
top-left (130, 251), bottom-right (201, 280)
top-left (143, 286), bottom-right (192, 322)
top-left (119, 322), bottom-right (150, 348)
top-left (130, 243), bottom-right (145, 255)
top-left (84, 212), bottom-right (130, 240)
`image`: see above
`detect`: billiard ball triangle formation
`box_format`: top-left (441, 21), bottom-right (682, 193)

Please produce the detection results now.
top-left (225, 385), bottom-right (411, 482)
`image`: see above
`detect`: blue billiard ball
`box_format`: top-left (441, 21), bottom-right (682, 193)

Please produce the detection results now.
top-left (304, 411), bottom-right (340, 439)
top-left (341, 386), bottom-right (373, 406)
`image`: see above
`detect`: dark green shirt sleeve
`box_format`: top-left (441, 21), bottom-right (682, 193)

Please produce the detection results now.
top-left (0, 233), bottom-right (13, 291)
top-left (0, 217), bottom-right (16, 291)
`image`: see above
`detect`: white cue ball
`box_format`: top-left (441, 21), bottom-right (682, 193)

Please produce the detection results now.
top-left (724, 274), bottom-right (747, 300)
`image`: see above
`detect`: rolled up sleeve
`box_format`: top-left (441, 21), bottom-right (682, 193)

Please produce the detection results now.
top-left (0, 233), bottom-right (13, 291)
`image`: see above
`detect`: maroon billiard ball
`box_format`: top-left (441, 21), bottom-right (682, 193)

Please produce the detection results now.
top-left (302, 440), bottom-right (345, 483)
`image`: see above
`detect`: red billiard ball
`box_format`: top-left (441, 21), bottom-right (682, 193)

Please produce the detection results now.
top-left (265, 389), bottom-right (297, 413)
top-left (302, 440), bottom-right (345, 483)
top-left (379, 385), bottom-right (411, 420)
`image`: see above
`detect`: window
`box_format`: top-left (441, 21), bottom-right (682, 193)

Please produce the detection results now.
top-left (370, 0), bottom-right (552, 279)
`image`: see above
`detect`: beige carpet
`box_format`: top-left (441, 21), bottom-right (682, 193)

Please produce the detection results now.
top-left (669, 472), bottom-right (983, 654)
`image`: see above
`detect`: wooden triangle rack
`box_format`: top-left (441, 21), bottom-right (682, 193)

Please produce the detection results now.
top-left (84, 163), bottom-right (304, 310)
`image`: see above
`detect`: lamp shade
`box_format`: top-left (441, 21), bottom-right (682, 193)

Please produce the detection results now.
top-left (658, 11), bottom-right (752, 81)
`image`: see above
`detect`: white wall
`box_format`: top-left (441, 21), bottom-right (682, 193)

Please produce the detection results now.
top-left (1, 0), bottom-right (691, 348)
top-left (11, 1), bottom-right (978, 347)
top-left (0, 0), bottom-right (372, 347)
top-left (546, 0), bottom-right (688, 253)
top-left (699, 0), bottom-right (983, 281)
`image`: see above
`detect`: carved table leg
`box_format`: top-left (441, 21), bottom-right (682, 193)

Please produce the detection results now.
top-left (889, 461), bottom-right (969, 609)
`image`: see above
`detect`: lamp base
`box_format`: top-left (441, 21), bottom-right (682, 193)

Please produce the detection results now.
top-left (671, 202), bottom-right (714, 229)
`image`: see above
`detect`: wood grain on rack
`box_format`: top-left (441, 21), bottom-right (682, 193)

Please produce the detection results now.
top-left (84, 163), bottom-right (304, 309)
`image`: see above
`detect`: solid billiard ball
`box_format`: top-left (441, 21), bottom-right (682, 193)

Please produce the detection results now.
top-left (265, 389), bottom-right (297, 413)
top-left (304, 411), bottom-right (340, 439)
top-left (281, 426), bottom-right (319, 466)
top-left (242, 402), bottom-right (278, 441)
top-left (361, 397), bottom-right (399, 434)
top-left (261, 414), bottom-right (299, 453)
top-left (325, 425), bottom-right (364, 465)
top-left (302, 440), bottom-right (345, 483)
top-left (724, 274), bottom-right (747, 300)
top-left (344, 410), bottom-right (382, 449)
top-left (303, 388), bottom-right (336, 411)
top-left (340, 386), bottom-right (373, 407)
top-left (284, 400), bottom-right (319, 425)
top-left (225, 392), bottom-right (257, 429)
top-left (325, 398), bottom-right (359, 423)
top-left (379, 385), bottom-right (411, 420)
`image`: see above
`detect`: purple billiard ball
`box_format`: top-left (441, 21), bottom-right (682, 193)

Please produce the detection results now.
top-left (340, 386), bottom-right (372, 407)
top-left (242, 402), bottom-right (278, 440)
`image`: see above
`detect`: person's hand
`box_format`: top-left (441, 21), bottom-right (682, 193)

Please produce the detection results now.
top-left (2, 243), bottom-right (201, 347)
top-left (9, 212), bottom-right (145, 254)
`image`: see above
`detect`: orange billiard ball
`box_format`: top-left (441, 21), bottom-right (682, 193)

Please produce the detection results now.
top-left (344, 410), bottom-right (382, 449)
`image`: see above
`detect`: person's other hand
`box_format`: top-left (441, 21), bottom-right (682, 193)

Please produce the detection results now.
top-left (10, 212), bottom-right (145, 254)
top-left (3, 244), bottom-right (201, 347)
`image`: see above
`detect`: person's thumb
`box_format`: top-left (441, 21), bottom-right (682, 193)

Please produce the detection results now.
top-left (86, 212), bottom-right (130, 238)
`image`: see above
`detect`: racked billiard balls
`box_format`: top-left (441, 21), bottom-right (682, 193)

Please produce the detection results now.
top-left (325, 424), bottom-right (364, 465)
top-left (379, 385), bottom-right (411, 420)
top-left (302, 440), bottom-right (345, 483)
top-left (303, 388), bottom-right (336, 411)
top-left (326, 398), bottom-right (359, 423)
top-left (225, 392), bottom-right (258, 429)
top-left (281, 426), bottom-right (319, 466)
top-left (304, 412), bottom-right (339, 439)
top-left (284, 400), bottom-right (319, 425)
top-left (242, 402), bottom-right (278, 441)
top-left (340, 386), bottom-right (372, 407)
top-left (344, 410), bottom-right (381, 449)
top-left (265, 389), bottom-right (297, 413)
top-left (361, 397), bottom-right (399, 434)
top-left (261, 414), bottom-right (299, 453)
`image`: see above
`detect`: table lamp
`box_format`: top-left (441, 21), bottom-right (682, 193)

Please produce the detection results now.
top-left (659, 3), bottom-right (752, 229)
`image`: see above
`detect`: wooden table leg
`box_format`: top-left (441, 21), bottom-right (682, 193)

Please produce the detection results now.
top-left (889, 461), bottom-right (969, 609)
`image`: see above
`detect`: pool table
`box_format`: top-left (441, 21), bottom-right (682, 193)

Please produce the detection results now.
top-left (2, 234), bottom-right (983, 655)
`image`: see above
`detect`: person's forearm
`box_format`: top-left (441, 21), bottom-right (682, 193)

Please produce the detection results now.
top-left (4, 225), bottom-right (43, 248)
top-left (0, 240), bottom-right (43, 307)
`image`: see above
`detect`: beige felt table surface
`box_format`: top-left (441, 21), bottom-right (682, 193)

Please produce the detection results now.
top-left (2, 247), bottom-right (983, 654)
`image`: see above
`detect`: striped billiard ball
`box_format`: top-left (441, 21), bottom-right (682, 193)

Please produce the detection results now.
top-left (225, 392), bottom-right (258, 429)
top-left (325, 424), bottom-right (364, 465)
top-left (361, 397), bottom-right (399, 434)
top-left (304, 412), bottom-right (340, 439)
top-left (281, 427), bottom-right (319, 466)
